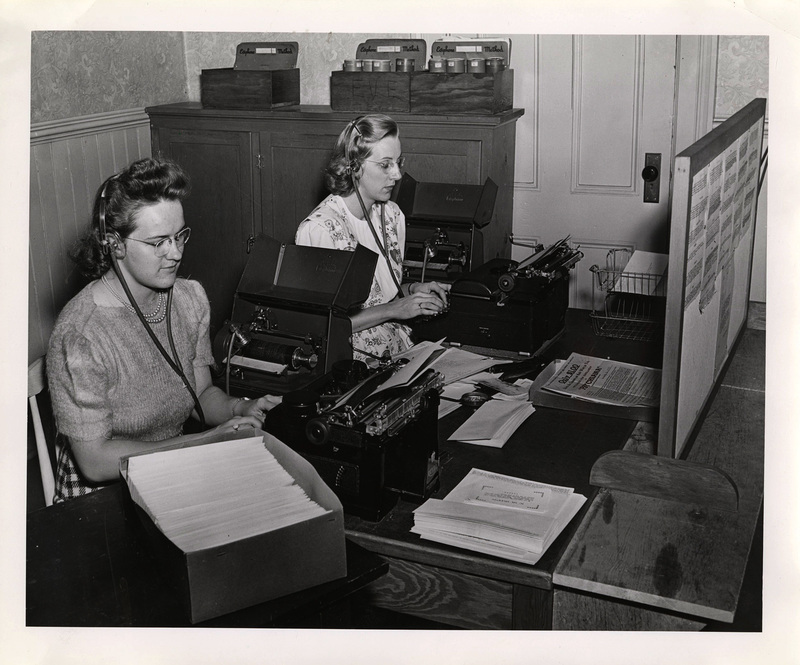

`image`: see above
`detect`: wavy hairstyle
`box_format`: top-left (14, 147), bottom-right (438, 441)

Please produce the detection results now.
top-left (71, 158), bottom-right (191, 279)
top-left (323, 114), bottom-right (399, 196)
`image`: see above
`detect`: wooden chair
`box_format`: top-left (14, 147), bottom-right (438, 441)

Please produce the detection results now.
top-left (28, 356), bottom-right (59, 506)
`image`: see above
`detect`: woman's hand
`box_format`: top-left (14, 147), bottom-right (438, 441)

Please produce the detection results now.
top-left (212, 415), bottom-right (264, 436)
top-left (394, 281), bottom-right (451, 320)
top-left (410, 280), bottom-right (451, 306)
top-left (393, 290), bottom-right (448, 320)
top-left (218, 394), bottom-right (282, 435)
top-left (232, 394), bottom-right (283, 421)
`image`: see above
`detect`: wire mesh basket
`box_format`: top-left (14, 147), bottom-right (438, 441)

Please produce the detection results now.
top-left (589, 248), bottom-right (667, 341)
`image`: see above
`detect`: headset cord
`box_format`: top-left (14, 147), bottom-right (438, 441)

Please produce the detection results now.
top-left (111, 259), bottom-right (206, 428)
top-left (351, 176), bottom-right (405, 298)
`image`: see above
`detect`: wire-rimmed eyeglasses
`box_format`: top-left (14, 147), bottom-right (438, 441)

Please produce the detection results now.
top-left (125, 227), bottom-right (192, 257)
top-left (364, 156), bottom-right (406, 173)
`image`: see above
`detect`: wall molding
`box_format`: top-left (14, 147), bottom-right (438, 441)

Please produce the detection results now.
top-left (694, 36), bottom-right (719, 142)
top-left (30, 108), bottom-right (149, 145)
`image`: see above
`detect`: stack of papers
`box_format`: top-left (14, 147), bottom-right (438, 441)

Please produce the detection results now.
top-left (447, 400), bottom-right (535, 448)
top-left (412, 469), bottom-right (586, 565)
top-left (426, 346), bottom-right (504, 385)
top-left (125, 436), bottom-right (329, 553)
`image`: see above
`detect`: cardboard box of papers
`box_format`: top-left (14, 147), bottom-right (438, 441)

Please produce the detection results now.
top-left (119, 429), bottom-right (346, 624)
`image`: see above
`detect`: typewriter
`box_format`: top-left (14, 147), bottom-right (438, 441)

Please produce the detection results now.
top-left (394, 173), bottom-right (498, 284)
top-left (213, 234), bottom-right (377, 396)
top-left (265, 356), bottom-right (443, 521)
top-left (413, 236), bottom-right (583, 357)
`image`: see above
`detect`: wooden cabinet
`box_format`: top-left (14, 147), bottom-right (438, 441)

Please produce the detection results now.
top-left (147, 102), bottom-right (523, 336)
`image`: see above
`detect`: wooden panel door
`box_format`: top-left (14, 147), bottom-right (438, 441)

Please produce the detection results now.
top-left (513, 35), bottom-right (677, 308)
top-left (153, 127), bottom-right (256, 337)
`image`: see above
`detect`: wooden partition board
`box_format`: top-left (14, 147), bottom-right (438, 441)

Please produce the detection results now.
top-left (658, 98), bottom-right (766, 457)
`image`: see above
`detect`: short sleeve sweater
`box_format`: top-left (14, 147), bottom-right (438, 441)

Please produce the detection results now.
top-left (47, 277), bottom-right (213, 501)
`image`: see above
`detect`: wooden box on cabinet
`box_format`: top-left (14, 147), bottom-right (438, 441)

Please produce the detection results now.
top-left (410, 69), bottom-right (513, 115)
top-left (201, 68), bottom-right (300, 110)
top-left (330, 70), bottom-right (514, 115)
top-left (330, 71), bottom-right (412, 113)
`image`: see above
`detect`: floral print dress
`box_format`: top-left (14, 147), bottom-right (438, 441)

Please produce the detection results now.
top-left (296, 195), bottom-right (413, 361)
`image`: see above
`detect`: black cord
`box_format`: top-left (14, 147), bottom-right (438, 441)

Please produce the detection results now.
top-left (110, 258), bottom-right (206, 428)
top-left (350, 174), bottom-right (405, 298)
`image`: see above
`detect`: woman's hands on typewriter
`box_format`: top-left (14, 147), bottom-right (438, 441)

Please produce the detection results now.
top-left (400, 281), bottom-right (451, 319)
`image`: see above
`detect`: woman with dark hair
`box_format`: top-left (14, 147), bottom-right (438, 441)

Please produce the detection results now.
top-left (296, 114), bottom-right (449, 361)
top-left (47, 157), bottom-right (279, 502)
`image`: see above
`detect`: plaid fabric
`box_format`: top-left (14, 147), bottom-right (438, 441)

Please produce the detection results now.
top-left (53, 438), bottom-right (109, 503)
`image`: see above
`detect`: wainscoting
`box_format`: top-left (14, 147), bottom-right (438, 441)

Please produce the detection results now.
top-left (29, 109), bottom-right (151, 364)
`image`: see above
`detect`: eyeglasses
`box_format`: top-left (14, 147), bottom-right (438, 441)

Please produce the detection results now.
top-left (364, 156), bottom-right (406, 173)
top-left (125, 227), bottom-right (192, 257)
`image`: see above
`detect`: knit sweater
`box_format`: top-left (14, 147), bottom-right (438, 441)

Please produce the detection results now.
top-left (47, 277), bottom-right (213, 501)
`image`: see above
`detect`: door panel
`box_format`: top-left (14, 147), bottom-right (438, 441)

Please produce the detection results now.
top-left (261, 131), bottom-right (335, 243)
top-left (397, 137), bottom-right (482, 185)
top-left (512, 35), bottom-right (677, 309)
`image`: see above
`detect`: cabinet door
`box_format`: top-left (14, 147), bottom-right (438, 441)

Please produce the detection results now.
top-left (259, 129), bottom-right (337, 243)
top-left (153, 126), bottom-right (256, 337)
top-left (397, 134), bottom-right (483, 185)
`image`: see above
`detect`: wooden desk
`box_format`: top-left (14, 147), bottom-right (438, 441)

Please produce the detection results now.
top-left (552, 327), bottom-right (764, 629)
top-left (26, 484), bottom-right (388, 628)
top-left (343, 310), bottom-right (661, 629)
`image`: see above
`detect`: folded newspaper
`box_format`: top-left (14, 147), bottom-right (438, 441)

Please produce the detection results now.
top-left (540, 352), bottom-right (661, 408)
top-left (412, 468), bottom-right (586, 565)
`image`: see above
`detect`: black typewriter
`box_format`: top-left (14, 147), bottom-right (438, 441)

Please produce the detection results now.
top-left (413, 236), bottom-right (583, 357)
top-left (394, 173), bottom-right (498, 284)
top-left (213, 234), bottom-right (377, 395)
top-left (265, 358), bottom-right (443, 521)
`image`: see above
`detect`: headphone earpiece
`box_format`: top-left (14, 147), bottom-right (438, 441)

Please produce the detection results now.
top-left (102, 232), bottom-right (123, 257)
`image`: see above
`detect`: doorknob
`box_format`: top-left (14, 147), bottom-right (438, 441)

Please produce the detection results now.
top-left (642, 165), bottom-right (659, 181)
top-left (641, 153), bottom-right (661, 203)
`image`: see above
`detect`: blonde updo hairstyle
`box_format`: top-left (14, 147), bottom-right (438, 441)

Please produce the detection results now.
top-left (323, 114), bottom-right (399, 196)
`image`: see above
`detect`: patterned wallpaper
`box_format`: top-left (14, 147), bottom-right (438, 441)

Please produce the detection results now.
top-left (31, 32), bottom-right (769, 123)
top-left (715, 35), bottom-right (769, 121)
top-left (31, 31), bottom-right (188, 124)
top-left (183, 32), bottom-right (405, 104)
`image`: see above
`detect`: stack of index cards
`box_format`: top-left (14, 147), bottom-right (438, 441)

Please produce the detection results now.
top-left (125, 435), bottom-right (329, 553)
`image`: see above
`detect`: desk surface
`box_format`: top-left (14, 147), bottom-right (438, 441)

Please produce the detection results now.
top-left (26, 483), bottom-right (387, 627)
top-left (25, 309), bottom-right (663, 630)
top-left (553, 327), bottom-right (764, 626)
top-left (344, 310), bottom-right (661, 590)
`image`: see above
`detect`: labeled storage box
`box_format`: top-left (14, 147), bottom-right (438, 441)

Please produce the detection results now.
top-left (409, 69), bottom-right (513, 115)
top-left (330, 69), bottom-right (513, 115)
top-left (119, 428), bottom-right (346, 624)
top-left (201, 68), bottom-right (300, 110)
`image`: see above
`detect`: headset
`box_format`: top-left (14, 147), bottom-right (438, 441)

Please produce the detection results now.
top-left (97, 173), bottom-right (206, 427)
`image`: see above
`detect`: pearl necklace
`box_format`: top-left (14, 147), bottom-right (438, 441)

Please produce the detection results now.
top-left (101, 275), bottom-right (167, 324)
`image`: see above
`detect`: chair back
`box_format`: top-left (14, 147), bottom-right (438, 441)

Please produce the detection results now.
top-left (28, 356), bottom-right (58, 506)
